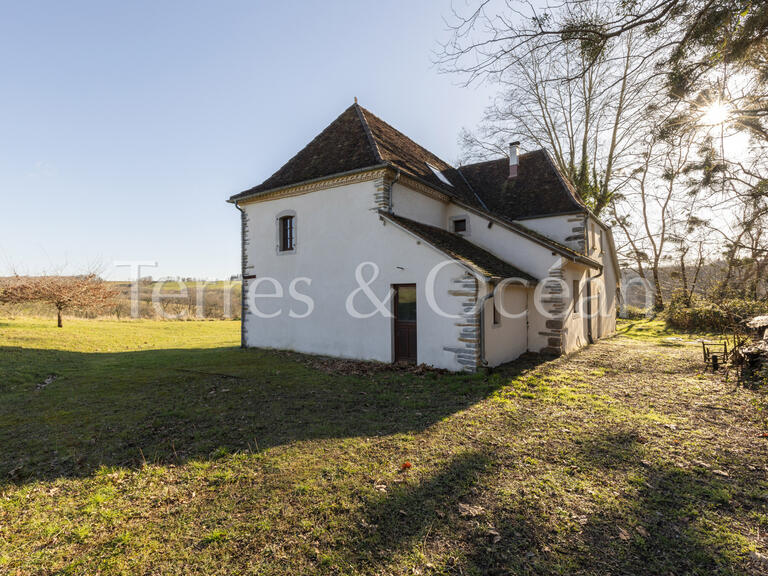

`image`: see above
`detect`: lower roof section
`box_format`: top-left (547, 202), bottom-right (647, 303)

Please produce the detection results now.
top-left (381, 212), bottom-right (537, 284)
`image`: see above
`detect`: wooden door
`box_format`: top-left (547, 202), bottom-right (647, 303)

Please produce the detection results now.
top-left (393, 284), bottom-right (417, 363)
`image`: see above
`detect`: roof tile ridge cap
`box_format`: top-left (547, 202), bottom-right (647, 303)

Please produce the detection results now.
top-left (541, 148), bottom-right (586, 209)
top-left (461, 156), bottom-right (506, 169)
top-left (355, 104), bottom-right (384, 164)
top-left (360, 105), bottom-right (457, 170)
top-left (461, 149), bottom-right (545, 170)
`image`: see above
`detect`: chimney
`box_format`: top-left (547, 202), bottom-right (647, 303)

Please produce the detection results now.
top-left (509, 141), bottom-right (520, 178)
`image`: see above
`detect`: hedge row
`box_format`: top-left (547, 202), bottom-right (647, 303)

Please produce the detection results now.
top-left (666, 294), bottom-right (768, 332)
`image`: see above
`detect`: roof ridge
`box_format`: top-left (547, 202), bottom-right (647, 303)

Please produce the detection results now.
top-left (460, 150), bottom-right (540, 170)
top-left (540, 148), bottom-right (586, 208)
top-left (354, 104), bottom-right (384, 164)
top-left (358, 105), bottom-right (456, 168)
top-left (456, 164), bottom-right (489, 211)
top-left (381, 212), bottom-right (537, 282)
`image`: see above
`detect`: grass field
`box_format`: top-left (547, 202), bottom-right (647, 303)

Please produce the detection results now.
top-left (0, 279), bottom-right (242, 321)
top-left (1, 318), bottom-right (767, 574)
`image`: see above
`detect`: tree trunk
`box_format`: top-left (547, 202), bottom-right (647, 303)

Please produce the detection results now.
top-left (652, 266), bottom-right (664, 311)
top-left (57, 308), bottom-right (63, 328)
top-left (680, 252), bottom-right (689, 304)
top-left (688, 244), bottom-right (704, 305)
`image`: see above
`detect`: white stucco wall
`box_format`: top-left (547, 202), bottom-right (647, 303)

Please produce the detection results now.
top-left (238, 178), bottom-right (619, 368)
top-left (391, 182), bottom-right (448, 227)
top-left (392, 187), bottom-right (567, 282)
top-left (561, 263), bottom-right (590, 354)
top-left (557, 215), bottom-right (619, 353)
top-left (240, 180), bottom-right (471, 371)
top-left (482, 284), bottom-right (529, 366)
top-left (588, 216), bottom-right (618, 338)
top-left (444, 204), bottom-right (563, 281)
top-left (526, 287), bottom-right (550, 353)
top-left (514, 214), bottom-right (577, 246)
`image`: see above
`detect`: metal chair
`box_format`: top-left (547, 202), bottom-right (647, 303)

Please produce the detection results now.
top-left (702, 341), bottom-right (728, 372)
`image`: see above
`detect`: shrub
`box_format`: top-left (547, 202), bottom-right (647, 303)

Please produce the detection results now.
top-left (666, 292), bottom-right (768, 332)
top-left (619, 305), bottom-right (652, 320)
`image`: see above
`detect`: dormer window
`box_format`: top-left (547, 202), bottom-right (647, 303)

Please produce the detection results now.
top-left (426, 163), bottom-right (453, 187)
top-left (277, 212), bottom-right (296, 253)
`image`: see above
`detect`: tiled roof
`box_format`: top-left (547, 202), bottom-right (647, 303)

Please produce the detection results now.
top-left (458, 152), bottom-right (585, 220)
top-left (229, 104), bottom-right (481, 205)
top-left (383, 213), bottom-right (537, 282)
top-left (359, 107), bottom-right (480, 206)
top-left (229, 106), bottom-right (381, 201)
top-left (230, 104), bottom-right (584, 223)
top-left (228, 104), bottom-right (595, 267)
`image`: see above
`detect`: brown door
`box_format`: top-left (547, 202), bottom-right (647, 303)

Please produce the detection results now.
top-left (393, 284), bottom-right (417, 363)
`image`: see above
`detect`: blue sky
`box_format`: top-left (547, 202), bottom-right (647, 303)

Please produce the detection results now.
top-left (0, 1), bottom-right (495, 280)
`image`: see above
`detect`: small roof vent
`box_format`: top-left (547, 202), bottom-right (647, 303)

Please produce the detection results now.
top-left (426, 163), bottom-right (453, 187)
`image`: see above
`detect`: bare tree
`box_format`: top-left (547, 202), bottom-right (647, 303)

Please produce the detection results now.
top-left (611, 117), bottom-right (698, 309)
top-left (4, 274), bottom-right (118, 327)
top-left (456, 24), bottom-right (659, 215)
top-left (439, 1), bottom-right (766, 113)
top-left (439, 1), bottom-right (767, 310)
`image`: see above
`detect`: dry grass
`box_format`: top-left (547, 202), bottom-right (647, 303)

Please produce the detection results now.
top-left (0, 318), bottom-right (767, 574)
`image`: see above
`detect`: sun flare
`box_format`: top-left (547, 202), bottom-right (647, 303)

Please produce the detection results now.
top-left (700, 100), bottom-right (731, 126)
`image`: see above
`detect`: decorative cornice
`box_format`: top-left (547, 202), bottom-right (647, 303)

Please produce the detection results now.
top-left (398, 173), bottom-right (451, 203)
top-left (236, 167), bottom-right (392, 205)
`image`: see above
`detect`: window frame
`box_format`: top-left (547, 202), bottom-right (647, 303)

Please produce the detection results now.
top-left (572, 279), bottom-right (581, 316)
top-left (450, 215), bottom-right (470, 236)
top-left (276, 210), bottom-right (297, 254)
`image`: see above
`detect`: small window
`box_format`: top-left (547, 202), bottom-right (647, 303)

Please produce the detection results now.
top-left (395, 285), bottom-right (417, 322)
top-left (426, 163), bottom-right (453, 187)
top-left (279, 215), bottom-right (295, 252)
top-left (453, 218), bottom-right (467, 234)
top-left (572, 279), bottom-right (580, 315)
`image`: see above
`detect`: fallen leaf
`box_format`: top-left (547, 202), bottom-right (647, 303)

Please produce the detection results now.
top-left (750, 551), bottom-right (768, 567)
top-left (713, 469), bottom-right (730, 478)
top-left (487, 527), bottom-right (501, 544)
top-left (458, 503), bottom-right (485, 517)
top-left (618, 527), bottom-right (631, 541)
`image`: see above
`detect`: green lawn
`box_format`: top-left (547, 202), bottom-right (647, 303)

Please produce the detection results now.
top-left (1, 318), bottom-right (767, 574)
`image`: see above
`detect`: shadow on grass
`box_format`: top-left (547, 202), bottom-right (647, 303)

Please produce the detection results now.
top-left (0, 345), bottom-right (541, 485)
top-left (451, 430), bottom-right (763, 575)
top-left (570, 463), bottom-right (758, 575)
top-left (333, 427), bottom-right (761, 574)
top-left (342, 450), bottom-right (494, 571)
